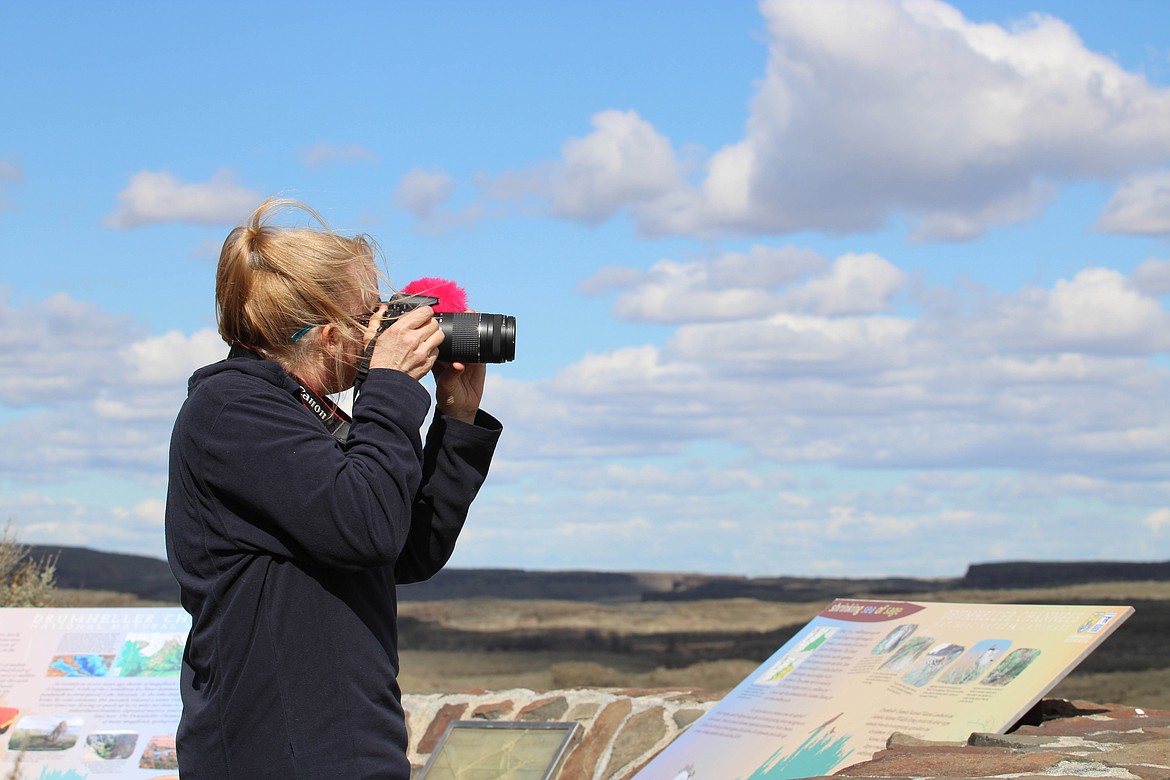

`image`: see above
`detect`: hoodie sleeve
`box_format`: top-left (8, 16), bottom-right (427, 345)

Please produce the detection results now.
top-left (172, 367), bottom-right (433, 570)
top-left (394, 408), bottom-right (502, 584)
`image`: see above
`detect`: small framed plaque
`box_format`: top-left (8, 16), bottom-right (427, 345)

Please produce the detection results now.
top-left (418, 720), bottom-right (580, 779)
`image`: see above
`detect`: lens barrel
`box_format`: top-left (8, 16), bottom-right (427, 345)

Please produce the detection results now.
top-left (435, 312), bottom-right (516, 363)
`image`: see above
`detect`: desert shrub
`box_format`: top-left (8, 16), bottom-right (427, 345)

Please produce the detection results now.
top-left (0, 521), bottom-right (58, 607)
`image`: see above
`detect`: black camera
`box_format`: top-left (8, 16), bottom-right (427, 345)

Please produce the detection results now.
top-left (377, 294), bottom-right (516, 364)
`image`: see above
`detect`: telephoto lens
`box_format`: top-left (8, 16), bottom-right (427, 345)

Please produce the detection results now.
top-left (434, 312), bottom-right (516, 363)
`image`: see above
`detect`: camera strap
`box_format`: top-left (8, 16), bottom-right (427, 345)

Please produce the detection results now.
top-left (227, 343), bottom-right (352, 445)
top-left (351, 333), bottom-right (381, 399)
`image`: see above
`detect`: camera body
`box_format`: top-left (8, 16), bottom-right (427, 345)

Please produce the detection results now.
top-left (377, 294), bottom-right (516, 364)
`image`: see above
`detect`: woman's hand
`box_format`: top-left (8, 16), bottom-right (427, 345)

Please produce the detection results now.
top-left (367, 305), bottom-right (443, 381)
top-left (432, 309), bottom-right (486, 424)
top-left (433, 360), bottom-right (485, 424)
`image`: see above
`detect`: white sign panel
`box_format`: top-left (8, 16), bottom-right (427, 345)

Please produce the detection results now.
top-left (0, 608), bottom-right (189, 779)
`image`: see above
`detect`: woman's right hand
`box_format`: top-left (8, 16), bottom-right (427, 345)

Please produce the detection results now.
top-left (366, 305), bottom-right (443, 381)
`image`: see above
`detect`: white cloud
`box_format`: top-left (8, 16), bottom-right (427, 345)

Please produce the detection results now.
top-left (0, 159), bottom-right (21, 210)
top-left (549, 109), bottom-right (685, 223)
top-left (496, 0), bottom-right (1170, 241)
top-left (112, 498), bottom-right (167, 529)
top-left (394, 168), bottom-right (456, 218)
top-left (575, 266), bottom-right (646, 296)
top-left (393, 167), bottom-right (483, 234)
top-left (1146, 508), bottom-right (1170, 533)
top-left (299, 142), bottom-right (379, 169)
top-left (581, 246), bottom-right (906, 323)
top-left (0, 293), bottom-right (221, 483)
top-left (104, 169), bottom-right (261, 229)
top-left (964, 268), bottom-right (1170, 355)
top-left (552, 345), bottom-right (702, 397)
top-left (124, 328), bottom-right (226, 386)
top-left (0, 291), bottom-right (137, 404)
top-left (483, 247), bottom-right (1170, 490)
top-left (670, 312), bottom-right (914, 374)
top-left (1043, 269), bottom-right (1170, 351)
top-left (454, 459), bottom-right (1143, 576)
top-left (1132, 258), bottom-right (1170, 296)
top-left (2, 491), bottom-right (168, 559)
top-left (7, 256), bottom-right (1170, 575)
top-left (1097, 169), bottom-right (1170, 236)
top-left (578, 244), bottom-right (828, 323)
top-left (0, 160), bottom-right (20, 181)
top-left (0, 294), bottom-right (223, 406)
top-left (823, 505), bottom-right (919, 540)
top-left (780, 252), bottom-right (908, 315)
top-left (909, 181), bottom-right (1057, 243)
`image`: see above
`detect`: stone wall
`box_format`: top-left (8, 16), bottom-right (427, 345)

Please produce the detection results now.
top-left (403, 689), bottom-right (1170, 779)
top-left (402, 687), bottom-right (720, 778)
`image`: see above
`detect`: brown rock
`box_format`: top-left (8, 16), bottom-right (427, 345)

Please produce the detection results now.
top-left (967, 732), bottom-right (1064, 749)
top-left (603, 706), bottom-right (667, 779)
top-left (470, 699), bottom-right (514, 721)
top-left (1084, 714), bottom-right (1170, 733)
top-left (834, 747), bottom-right (1067, 776)
top-left (417, 702), bottom-right (468, 755)
top-left (1123, 765), bottom-right (1170, 780)
top-left (1016, 712), bottom-right (1170, 738)
top-left (672, 707), bottom-right (706, 730)
top-left (1106, 705), bottom-right (1170, 719)
top-left (559, 699), bottom-right (632, 780)
top-left (518, 695), bottom-right (569, 722)
top-left (887, 732), bottom-right (965, 748)
top-left (566, 701), bottom-right (602, 722)
top-left (1074, 730), bottom-right (1170, 745)
top-left (663, 688), bottom-right (723, 702)
top-left (1097, 738), bottom-right (1170, 768)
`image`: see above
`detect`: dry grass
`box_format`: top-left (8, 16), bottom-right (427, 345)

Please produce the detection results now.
top-left (398, 581), bottom-right (1169, 700)
top-left (398, 597), bottom-right (825, 636)
top-left (877, 580), bottom-right (1170, 604)
top-left (398, 650), bottom-right (761, 694)
top-left (1049, 667), bottom-right (1170, 709)
top-left (399, 581), bottom-right (1170, 638)
top-left (48, 588), bottom-right (177, 608)
top-left (394, 597), bottom-right (800, 695)
top-left (0, 522), bottom-right (57, 608)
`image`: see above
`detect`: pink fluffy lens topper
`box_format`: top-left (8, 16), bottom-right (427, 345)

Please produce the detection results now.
top-left (401, 277), bottom-right (468, 313)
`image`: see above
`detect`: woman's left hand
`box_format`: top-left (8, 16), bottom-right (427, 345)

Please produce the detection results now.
top-left (433, 360), bottom-right (485, 424)
top-left (432, 310), bottom-right (486, 424)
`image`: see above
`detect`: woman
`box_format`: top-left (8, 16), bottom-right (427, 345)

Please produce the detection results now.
top-left (165, 197), bottom-right (501, 778)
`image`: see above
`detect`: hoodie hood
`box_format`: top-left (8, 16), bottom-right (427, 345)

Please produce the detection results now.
top-left (187, 350), bottom-right (300, 398)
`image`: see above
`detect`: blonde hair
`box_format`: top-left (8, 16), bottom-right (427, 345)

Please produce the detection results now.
top-left (216, 197), bottom-right (381, 374)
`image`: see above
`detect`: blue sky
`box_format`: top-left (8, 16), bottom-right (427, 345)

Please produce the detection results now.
top-left (2, 0), bottom-right (1169, 577)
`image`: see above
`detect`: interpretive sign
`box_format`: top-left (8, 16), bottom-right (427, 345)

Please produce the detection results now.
top-left (0, 607), bottom-right (188, 779)
top-left (635, 599), bottom-right (1133, 780)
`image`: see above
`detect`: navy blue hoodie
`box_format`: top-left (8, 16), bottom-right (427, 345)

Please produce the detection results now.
top-left (165, 351), bottom-right (500, 778)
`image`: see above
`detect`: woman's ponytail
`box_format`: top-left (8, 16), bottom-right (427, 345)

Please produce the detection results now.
top-left (214, 197), bottom-right (380, 373)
